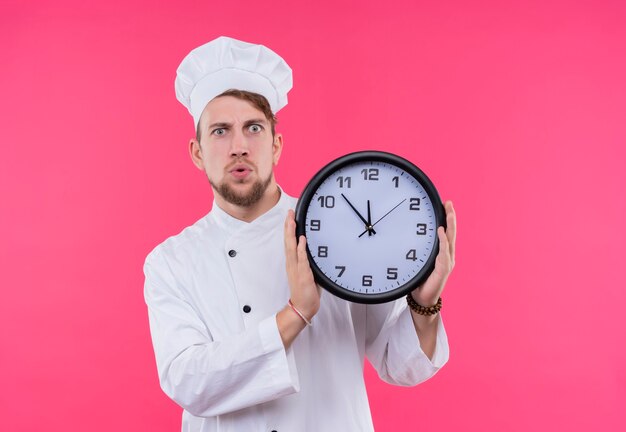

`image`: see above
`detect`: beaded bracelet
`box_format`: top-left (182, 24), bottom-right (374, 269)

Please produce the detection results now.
top-left (288, 299), bottom-right (312, 326)
top-left (406, 294), bottom-right (442, 316)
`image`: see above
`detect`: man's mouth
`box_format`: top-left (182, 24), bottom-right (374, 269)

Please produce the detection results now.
top-left (229, 164), bottom-right (252, 179)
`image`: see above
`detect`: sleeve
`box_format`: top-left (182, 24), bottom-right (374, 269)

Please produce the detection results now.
top-left (365, 298), bottom-right (449, 386)
top-left (143, 250), bottom-right (300, 418)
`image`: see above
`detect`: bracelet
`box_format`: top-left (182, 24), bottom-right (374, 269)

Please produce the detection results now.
top-left (406, 294), bottom-right (442, 316)
top-left (288, 299), bottom-right (312, 326)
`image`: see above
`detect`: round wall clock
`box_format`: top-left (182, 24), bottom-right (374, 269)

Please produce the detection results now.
top-left (295, 151), bottom-right (446, 304)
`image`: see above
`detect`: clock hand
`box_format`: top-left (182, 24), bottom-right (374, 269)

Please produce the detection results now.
top-left (372, 199), bottom-right (406, 227)
top-left (367, 200), bottom-right (374, 237)
top-left (341, 193), bottom-right (376, 235)
top-left (358, 198), bottom-right (407, 238)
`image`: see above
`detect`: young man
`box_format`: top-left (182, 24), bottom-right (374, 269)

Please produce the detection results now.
top-left (144, 36), bottom-right (456, 432)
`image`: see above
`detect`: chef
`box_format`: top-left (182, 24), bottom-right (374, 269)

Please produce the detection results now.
top-left (144, 36), bottom-right (456, 432)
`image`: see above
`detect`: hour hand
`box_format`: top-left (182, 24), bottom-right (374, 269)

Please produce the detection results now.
top-left (341, 193), bottom-right (376, 235)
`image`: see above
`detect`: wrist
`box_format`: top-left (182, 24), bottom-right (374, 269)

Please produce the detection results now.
top-left (410, 292), bottom-right (439, 308)
top-left (290, 297), bottom-right (319, 320)
top-left (276, 306), bottom-right (307, 349)
top-left (407, 294), bottom-right (442, 316)
top-left (288, 299), bottom-right (313, 326)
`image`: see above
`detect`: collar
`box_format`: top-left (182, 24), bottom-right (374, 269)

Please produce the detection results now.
top-left (210, 185), bottom-right (291, 236)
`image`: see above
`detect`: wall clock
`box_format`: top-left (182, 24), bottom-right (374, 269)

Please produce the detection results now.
top-left (295, 151), bottom-right (446, 304)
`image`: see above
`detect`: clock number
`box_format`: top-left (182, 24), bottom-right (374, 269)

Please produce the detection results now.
top-left (362, 275), bottom-right (373, 287)
top-left (406, 249), bottom-right (418, 261)
top-left (335, 266), bottom-right (346, 277)
top-left (336, 176), bottom-right (352, 188)
top-left (360, 168), bottom-right (379, 181)
top-left (318, 246), bottom-right (328, 258)
top-left (409, 198), bottom-right (421, 210)
top-left (310, 219), bottom-right (321, 231)
top-left (392, 176), bottom-right (399, 188)
top-left (386, 267), bottom-right (398, 280)
top-left (317, 195), bottom-right (335, 208)
top-left (416, 223), bottom-right (427, 235)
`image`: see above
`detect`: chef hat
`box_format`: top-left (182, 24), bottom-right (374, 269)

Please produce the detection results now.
top-left (175, 36), bottom-right (293, 129)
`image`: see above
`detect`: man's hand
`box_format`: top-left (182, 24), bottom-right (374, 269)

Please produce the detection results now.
top-left (276, 210), bottom-right (321, 347)
top-left (284, 209), bottom-right (321, 318)
top-left (411, 200), bottom-right (456, 307)
top-left (407, 200), bottom-right (456, 359)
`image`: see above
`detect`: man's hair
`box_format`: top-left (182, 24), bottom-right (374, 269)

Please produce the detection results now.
top-left (196, 89), bottom-right (278, 142)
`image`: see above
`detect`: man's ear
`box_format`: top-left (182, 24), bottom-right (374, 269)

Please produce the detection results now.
top-left (272, 133), bottom-right (284, 166)
top-left (189, 138), bottom-right (205, 170)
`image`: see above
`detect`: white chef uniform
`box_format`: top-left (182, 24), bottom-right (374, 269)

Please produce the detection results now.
top-left (144, 188), bottom-right (449, 432)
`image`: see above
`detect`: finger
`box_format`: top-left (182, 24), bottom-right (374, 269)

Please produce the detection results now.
top-left (417, 227), bottom-right (450, 298)
top-left (296, 235), bottom-right (314, 276)
top-left (426, 227), bottom-right (450, 288)
top-left (444, 200), bottom-right (456, 260)
top-left (284, 210), bottom-right (298, 268)
top-left (437, 226), bottom-right (450, 261)
top-left (296, 235), bottom-right (309, 264)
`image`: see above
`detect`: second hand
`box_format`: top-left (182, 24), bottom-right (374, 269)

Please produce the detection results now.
top-left (358, 198), bottom-right (407, 238)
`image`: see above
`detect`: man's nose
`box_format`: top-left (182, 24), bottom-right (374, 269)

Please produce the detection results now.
top-left (230, 130), bottom-right (249, 157)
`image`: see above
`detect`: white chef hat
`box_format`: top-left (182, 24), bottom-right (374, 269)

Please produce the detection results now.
top-left (175, 36), bottom-right (293, 129)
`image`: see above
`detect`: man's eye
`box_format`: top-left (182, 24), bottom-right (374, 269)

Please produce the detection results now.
top-left (248, 124), bottom-right (262, 133)
top-left (212, 128), bottom-right (225, 136)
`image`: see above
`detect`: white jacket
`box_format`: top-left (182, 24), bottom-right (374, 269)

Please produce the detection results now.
top-left (144, 190), bottom-right (449, 432)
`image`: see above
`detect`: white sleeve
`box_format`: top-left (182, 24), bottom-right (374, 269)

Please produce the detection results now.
top-left (365, 298), bottom-right (449, 386)
top-left (144, 251), bottom-right (299, 418)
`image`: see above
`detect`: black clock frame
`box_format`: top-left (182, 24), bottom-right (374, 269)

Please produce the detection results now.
top-left (295, 150), bottom-right (447, 304)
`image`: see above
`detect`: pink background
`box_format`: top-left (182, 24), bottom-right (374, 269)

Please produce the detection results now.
top-left (1, 0), bottom-right (625, 430)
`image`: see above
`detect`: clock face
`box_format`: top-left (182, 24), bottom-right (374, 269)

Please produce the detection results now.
top-left (295, 151), bottom-right (445, 304)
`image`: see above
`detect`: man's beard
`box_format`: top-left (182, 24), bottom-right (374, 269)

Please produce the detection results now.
top-left (209, 173), bottom-right (273, 207)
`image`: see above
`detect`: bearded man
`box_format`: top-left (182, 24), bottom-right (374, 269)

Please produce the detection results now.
top-left (144, 36), bottom-right (456, 432)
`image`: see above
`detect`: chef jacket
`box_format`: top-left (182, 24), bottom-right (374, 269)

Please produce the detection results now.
top-left (144, 188), bottom-right (449, 432)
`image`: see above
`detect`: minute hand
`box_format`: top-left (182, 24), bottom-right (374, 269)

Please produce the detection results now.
top-left (358, 198), bottom-right (407, 238)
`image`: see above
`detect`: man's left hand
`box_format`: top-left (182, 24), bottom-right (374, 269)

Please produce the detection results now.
top-left (411, 200), bottom-right (456, 307)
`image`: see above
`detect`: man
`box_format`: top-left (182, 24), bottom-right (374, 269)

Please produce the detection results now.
top-left (144, 36), bottom-right (456, 431)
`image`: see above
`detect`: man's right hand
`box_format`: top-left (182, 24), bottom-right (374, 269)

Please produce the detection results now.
top-left (276, 210), bottom-right (321, 347)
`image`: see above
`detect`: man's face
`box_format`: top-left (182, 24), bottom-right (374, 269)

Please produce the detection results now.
top-left (190, 95), bottom-right (282, 207)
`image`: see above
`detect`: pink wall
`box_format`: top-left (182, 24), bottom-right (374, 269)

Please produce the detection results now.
top-left (1, 0), bottom-right (625, 430)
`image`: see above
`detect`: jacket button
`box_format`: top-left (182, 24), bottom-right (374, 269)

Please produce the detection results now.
top-left (243, 305), bottom-right (251, 313)
top-left (228, 249), bottom-right (237, 257)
